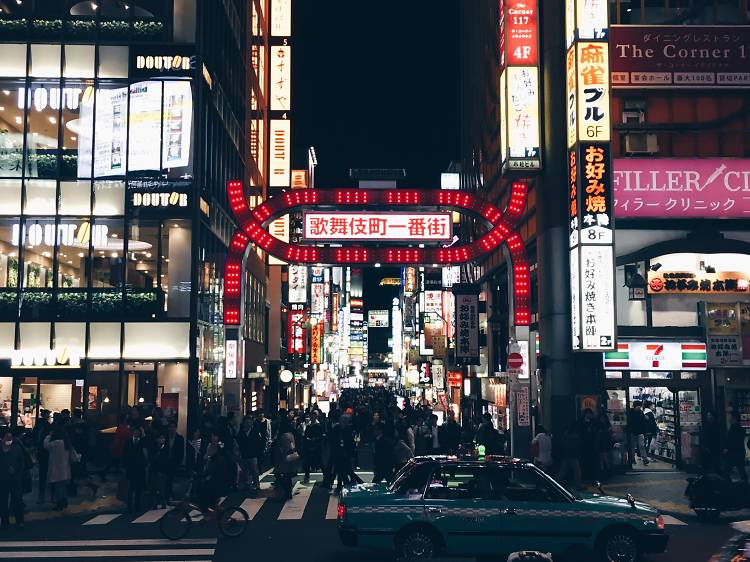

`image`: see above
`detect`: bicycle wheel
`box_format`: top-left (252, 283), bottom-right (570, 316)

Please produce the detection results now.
top-left (218, 506), bottom-right (248, 538)
top-left (160, 507), bottom-right (192, 540)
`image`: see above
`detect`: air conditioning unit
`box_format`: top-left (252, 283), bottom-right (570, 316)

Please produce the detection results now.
top-left (625, 133), bottom-right (658, 154)
top-left (622, 109), bottom-right (645, 125)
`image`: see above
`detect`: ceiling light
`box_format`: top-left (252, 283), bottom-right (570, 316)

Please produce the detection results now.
top-left (67, 260), bottom-right (72, 264)
top-left (78, 252), bottom-right (84, 258)
top-left (14, 116), bottom-right (21, 124)
top-left (146, 252), bottom-right (152, 258)
top-left (48, 116), bottom-right (56, 124)
top-left (2, 90), bottom-right (9, 95)
top-left (111, 252), bottom-right (118, 258)
top-left (111, 233), bottom-right (118, 238)
top-left (71, 136), bottom-right (77, 140)
top-left (0, 106), bottom-right (4, 111)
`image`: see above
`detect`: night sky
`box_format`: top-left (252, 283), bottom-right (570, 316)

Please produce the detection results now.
top-left (292, 0), bottom-right (461, 189)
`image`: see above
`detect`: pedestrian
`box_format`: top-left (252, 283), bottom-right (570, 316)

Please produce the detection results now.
top-left (148, 433), bottom-right (170, 509)
top-left (596, 413), bottom-right (614, 478)
top-left (122, 427), bottom-right (148, 512)
top-left (0, 428), bottom-right (25, 528)
top-left (372, 422), bottom-right (395, 484)
top-left (198, 433), bottom-right (230, 513)
top-left (439, 410), bottom-right (461, 454)
top-left (69, 409), bottom-right (98, 497)
top-left (44, 425), bottom-right (76, 511)
top-left (556, 425), bottom-right (583, 490)
top-left (578, 408), bottom-right (599, 480)
top-left (165, 421), bottom-right (184, 501)
top-left (531, 426), bottom-right (553, 473)
top-left (392, 428), bottom-right (414, 473)
top-left (255, 410), bottom-right (272, 468)
top-left (643, 401), bottom-right (658, 456)
top-left (32, 410), bottom-right (51, 504)
top-left (701, 410), bottom-right (722, 474)
top-left (628, 401), bottom-right (650, 466)
top-left (273, 419), bottom-right (299, 501)
top-left (302, 411), bottom-right (324, 483)
top-left (725, 412), bottom-right (747, 481)
top-left (103, 413), bottom-right (131, 481)
top-left (236, 417), bottom-right (263, 491)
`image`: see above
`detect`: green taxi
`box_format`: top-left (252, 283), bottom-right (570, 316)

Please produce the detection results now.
top-left (337, 456), bottom-right (668, 561)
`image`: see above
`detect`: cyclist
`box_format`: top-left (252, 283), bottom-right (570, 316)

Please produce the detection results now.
top-left (197, 431), bottom-right (231, 516)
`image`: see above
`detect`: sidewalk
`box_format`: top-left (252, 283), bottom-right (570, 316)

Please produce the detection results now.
top-left (22, 477), bottom-right (124, 522)
top-left (589, 470), bottom-right (693, 516)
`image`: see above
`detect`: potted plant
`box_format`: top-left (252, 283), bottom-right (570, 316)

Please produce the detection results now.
top-left (20, 290), bottom-right (53, 320)
top-left (32, 19), bottom-right (62, 38)
top-left (65, 18), bottom-right (96, 38)
top-left (0, 18), bottom-right (28, 36)
top-left (100, 19), bottom-right (129, 38)
top-left (124, 289), bottom-right (158, 318)
top-left (57, 290), bottom-right (88, 319)
top-left (133, 20), bottom-right (163, 39)
top-left (0, 290), bottom-right (18, 318)
top-left (92, 289), bottom-right (123, 318)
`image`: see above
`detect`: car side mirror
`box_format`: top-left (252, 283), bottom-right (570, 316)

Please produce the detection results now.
top-left (407, 488), bottom-right (422, 500)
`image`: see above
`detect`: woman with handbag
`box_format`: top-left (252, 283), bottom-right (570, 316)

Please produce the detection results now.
top-left (44, 425), bottom-right (77, 511)
top-left (273, 419), bottom-right (299, 501)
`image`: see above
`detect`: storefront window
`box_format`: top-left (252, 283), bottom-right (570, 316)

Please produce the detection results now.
top-left (29, 45), bottom-right (61, 78)
top-left (24, 179), bottom-right (57, 214)
top-left (17, 377), bottom-right (38, 429)
top-left (97, 46), bottom-right (129, 79)
top-left (61, 80), bottom-right (94, 179)
top-left (0, 81), bottom-right (26, 178)
top-left (0, 377), bottom-right (11, 426)
top-left (0, 220), bottom-right (20, 290)
top-left (127, 221), bottom-right (159, 288)
top-left (93, 82), bottom-right (127, 178)
top-left (92, 219), bottom-right (124, 288)
top-left (157, 361), bottom-right (188, 436)
top-left (56, 218), bottom-right (86, 291)
top-left (39, 379), bottom-right (82, 418)
top-left (164, 220), bottom-right (191, 317)
top-left (88, 362), bottom-right (120, 431)
top-left (630, 371), bottom-right (673, 380)
top-left (679, 390), bottom-right (702, 465)
top-left (63, 45), bottom-right (95, 79)
top-left (21, 218), bottom-right (55, 289)
top-left (0, 45), bottom-right (27, 77)
top-left (24, 81), bottom-right (61, 179)
top-left (59, 181), bottom-right (92, 215)
top-left (0, 180), bottom-right (22, 215)
top-left (93, 180), bottom-right (125, 215)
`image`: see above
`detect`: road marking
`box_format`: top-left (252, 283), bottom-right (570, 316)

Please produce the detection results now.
top-left (326, 495), bottom-right (339, 519)
top-left (278, 481), bottom-right (315, 520)
top-left (0, 539), bottom-right (216, 547)
top-left (82, 514), bottom-right (121, 525)
top-left (239, 497), bottom-right (266, 520)
top-left (662, 515), bottom-right (687, 525)
top-left (0, 549), bottom-right (215, 558)
top-left (131, 508), bottom-right (170, 523)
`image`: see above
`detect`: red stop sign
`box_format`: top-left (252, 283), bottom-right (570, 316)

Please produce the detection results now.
top-left (507, 352), bottom-right (524, 370)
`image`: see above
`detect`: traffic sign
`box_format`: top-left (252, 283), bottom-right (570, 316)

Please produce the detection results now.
top-left (507, 352), bottom-right (524, 370)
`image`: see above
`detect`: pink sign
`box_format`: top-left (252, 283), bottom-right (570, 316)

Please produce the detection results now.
top-left (613, 158), bottom-right (750, 218)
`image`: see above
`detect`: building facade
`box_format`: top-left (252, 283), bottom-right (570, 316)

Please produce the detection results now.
top-left (0, 0), bottom-right (259, 438)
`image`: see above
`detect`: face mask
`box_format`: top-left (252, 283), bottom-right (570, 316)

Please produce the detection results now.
top-left (3, 439), bottom-right (11, 447)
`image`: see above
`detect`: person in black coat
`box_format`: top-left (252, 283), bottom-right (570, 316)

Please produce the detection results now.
top-left (236, 417), bottom-right (264, 490)
top-left (122, 427), bottom-right (148, 512)
top-left (372, 422), bottom-right (395, 484)
top-left (702, 410), bottom-right (723, 474)
top-left (439, 411), bottom-right (461, 454)
top-left (165, 422), bottom-right (184, 501)
top-left (302, 412), bottom-right (324, 483)
top-left (725, 412), bottom-right (747, 481)
top-left (148, 433), bottom-right (171, 508)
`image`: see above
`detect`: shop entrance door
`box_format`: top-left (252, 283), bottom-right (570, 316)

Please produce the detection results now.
top-left (630, 386), bottom-right (677, 469)
top-left (38, 377), bottom-right (83, 420)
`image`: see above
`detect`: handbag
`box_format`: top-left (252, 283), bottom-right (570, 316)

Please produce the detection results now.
top-left (116, 477), bottom-right (130, 502)
top-left (285, 451), bottom-right (300, 463)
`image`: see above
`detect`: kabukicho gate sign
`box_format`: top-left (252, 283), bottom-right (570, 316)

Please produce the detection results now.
top-left (222, 181), bottom-right (531, 328)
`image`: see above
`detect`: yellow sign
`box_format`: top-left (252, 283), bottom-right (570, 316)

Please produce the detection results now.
top-left (576, 42), bottom-right (610, 142)
top-left (379, 277), bottom-right (401, 287)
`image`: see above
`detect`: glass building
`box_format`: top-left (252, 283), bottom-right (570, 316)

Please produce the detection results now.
top-left (0, 0), bottom-right (259, 438)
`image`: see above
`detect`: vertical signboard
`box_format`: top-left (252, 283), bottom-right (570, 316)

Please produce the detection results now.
top-left (499, 0), bottom-right (541, 171)
top-left (269, 119), bottom-right (290, 187)
top-left (567, 0), bottom-right (616, 351)
top-left (453, 284), bottom-right (480, 364)
top-left (288, 303), bottom-right (307, 354)
top-left (271, 0), bottom-right (291, 37)
top-left (270, 46), bottom-right (291, 111)
top-left (225, 340), bottom-right (238, 379)
top-left (288, 265), bottom-right (307, 303)
top-left (268, 215), bottom-right (289, 265)
top-left (311, 322), bottom-right (323, 365)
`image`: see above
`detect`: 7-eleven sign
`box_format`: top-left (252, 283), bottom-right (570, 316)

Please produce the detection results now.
top-left (604, 341), bottom-right (707, 371)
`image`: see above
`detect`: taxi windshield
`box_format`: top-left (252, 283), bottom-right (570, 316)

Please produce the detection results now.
top-left (388, 460), bottom-right (434, 495)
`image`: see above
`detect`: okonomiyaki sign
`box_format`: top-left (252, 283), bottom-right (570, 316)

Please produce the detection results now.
top-left (613, 158), bottom-right (750, 218)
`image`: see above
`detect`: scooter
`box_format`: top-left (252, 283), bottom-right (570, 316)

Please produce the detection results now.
top-left (685, 472), bottom-right (750, 520)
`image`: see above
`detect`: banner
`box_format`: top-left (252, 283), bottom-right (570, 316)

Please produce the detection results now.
top-left (311, 322), bottom-right (323, 365)
top-left (613, 158), bottom-right (750, 219)
top-left (453, 284), bottom-right (480, 364)
top-left (288, 265), bottom-right (307, 303)
top-left (610, 26), bottom-right (750, 88)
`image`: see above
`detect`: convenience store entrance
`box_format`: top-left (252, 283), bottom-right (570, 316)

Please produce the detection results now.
top-left (605, 375), bottom-right (703, 470)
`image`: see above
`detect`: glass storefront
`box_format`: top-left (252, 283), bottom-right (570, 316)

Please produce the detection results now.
top-left (604, 372), bottom-right (703, 469)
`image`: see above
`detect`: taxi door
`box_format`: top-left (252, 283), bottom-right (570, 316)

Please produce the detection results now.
top-left (490, 466), bottom-right (587, 555)
top-left (422, 464), bottom-right (503, 557)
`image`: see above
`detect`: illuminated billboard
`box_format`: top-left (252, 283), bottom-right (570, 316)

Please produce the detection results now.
top-left (303, 212), bottom-right (452, 242)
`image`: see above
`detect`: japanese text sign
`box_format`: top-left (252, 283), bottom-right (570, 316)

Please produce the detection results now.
top-left (613, 158), bottom-right (750, 218)
top-left (506, 0), bottom-right (538, 66)
top-left (270, 46), bottom-right (291, 111)
top-left (578, 245), bottom-right (615, 350)
top-left (288, 265), bottom-right (307, 303)
top-left (610, 26), bottom-right (750, 89)
top-left (288, 303), bottom-right (307, 355)
top-left (303, 212), bottom-right (452, 242)
top-left (576, 42), bottom-right (610, 142)
top-left (311, 322), bottom-right (323, 365)
top-left (269, 119), bottom-right (290, 187)
top-left (453, 285), bottom-right (480, 364)
top-left (506, 66), bottom-right (541, 168)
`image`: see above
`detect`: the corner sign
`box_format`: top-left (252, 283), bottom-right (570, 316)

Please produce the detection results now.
top-left (604, 341), bottom-right (707, 371)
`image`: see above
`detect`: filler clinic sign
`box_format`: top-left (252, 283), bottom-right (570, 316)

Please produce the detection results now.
top-left (610, 26), bottom-right (750, 88)
top-left (567, 0), bottom-right (616, 352)
top-left (303, 212), bottom-right (452, 242)
top-left (499, 0), bottom-right (541, 171)
top-left (613, 158), bottom-right (750, 218)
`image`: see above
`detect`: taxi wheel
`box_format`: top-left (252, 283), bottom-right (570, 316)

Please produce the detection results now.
top-left (598, 529), bottom-right (639, 562)
top-left (397, 528), bottom-right (438, 559)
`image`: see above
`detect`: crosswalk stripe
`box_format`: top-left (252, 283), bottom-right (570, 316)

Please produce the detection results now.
top-left (83, 514), bottom-right (121, 525)
top-left (131, 508), bottom-right (170, 523)
top-left (0, 539), bottom-right (216, 548)
top-left (662, 515), bottom-right (687, 526)
top-left (326, 495), bottom-right (339, 520)
top-left (0, 549), bottom-right (215, 558)
top-left (239, 497), bottom-right (266, 520)
top-left (278, 481), bottom-right (315, 520)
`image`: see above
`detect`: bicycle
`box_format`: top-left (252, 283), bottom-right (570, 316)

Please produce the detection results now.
top-left (159, 476), bottom-right (248, 540)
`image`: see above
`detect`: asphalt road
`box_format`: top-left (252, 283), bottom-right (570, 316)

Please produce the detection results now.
top-left (0, 470), bottom-right (740, 562)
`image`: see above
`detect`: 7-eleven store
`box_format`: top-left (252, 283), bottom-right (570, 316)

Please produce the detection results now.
top-left (602, 341), bottom-right (708, 470)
